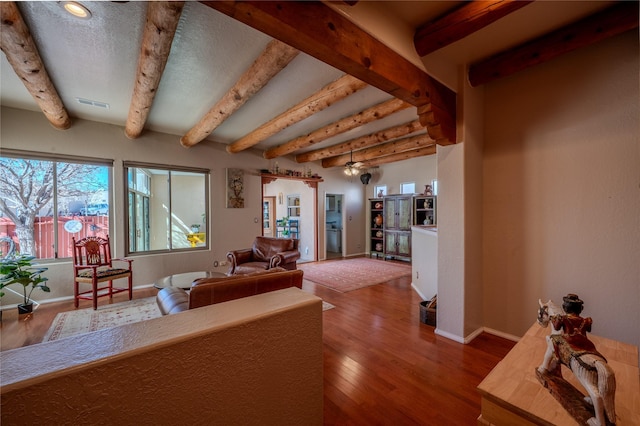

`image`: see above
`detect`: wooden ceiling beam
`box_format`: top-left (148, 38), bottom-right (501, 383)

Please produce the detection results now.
top-left (201, 0), bottom-right (457, 145)
top-left (414, 0), bottom-right (534, 57)
top-left (125, 1), bottom-right (184, 139)
top-left (296, 119), bottom-right (423, 163)
top-left (264, 98), bottom-right (411, 159)
top-left (360, 145), bottom-right (437, 168)
top-left (0, 2), bottom-right (71, 130)
top-left (226, 74), bottom-right (366, 153)
top-left (322, 134), bottom-right (433, 168)
top-left (181, 39), bottom-right (299, 147)
top-left (469, 1), bottom-right (639, 87)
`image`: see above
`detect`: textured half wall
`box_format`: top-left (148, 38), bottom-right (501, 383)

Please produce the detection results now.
top-left (1, 288), bottom-right (323, 425)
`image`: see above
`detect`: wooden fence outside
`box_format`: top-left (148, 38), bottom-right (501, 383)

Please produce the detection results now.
top-left (0, 216), bottom-right (110, 259)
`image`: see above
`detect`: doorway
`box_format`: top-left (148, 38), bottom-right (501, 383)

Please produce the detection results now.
top-left (262, 177), bottom-right (318, 263)
top-left (325, 193), bottom-right (343, 259)
top-left (262, 196), bottom-right (275, 237)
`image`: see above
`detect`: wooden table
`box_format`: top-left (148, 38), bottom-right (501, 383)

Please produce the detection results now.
top-left (477, 323), bottom-right (639, 425)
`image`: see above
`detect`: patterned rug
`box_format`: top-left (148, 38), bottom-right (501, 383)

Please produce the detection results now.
top-left (43, 297), bottom-right (161, 342)
top-left (299, 257), bottom-right (411, 292)
top-left (44, 295), bottom-right (335, 342)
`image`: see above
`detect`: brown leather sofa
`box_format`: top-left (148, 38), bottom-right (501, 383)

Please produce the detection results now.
top-left (226, 236), bottom-right (300, 275)
top-left (156, 268), bottom-right (304, 315)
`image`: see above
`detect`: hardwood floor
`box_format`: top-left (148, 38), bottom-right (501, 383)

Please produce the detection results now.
top-left (0, 263), bottom-right (516, 425)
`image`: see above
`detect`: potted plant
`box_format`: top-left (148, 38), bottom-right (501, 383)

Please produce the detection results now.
top-left (278, 216), bottom-right (290, 237)
top-left (0, 254), bottom-right (50, 314)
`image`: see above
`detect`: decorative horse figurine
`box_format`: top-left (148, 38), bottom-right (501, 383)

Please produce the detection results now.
top-left (537, 294), bottom-right (616, 426)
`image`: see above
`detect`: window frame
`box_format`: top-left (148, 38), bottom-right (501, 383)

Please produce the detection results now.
top-left (123, 161), bottom-right (210, 256)
top-left (0, 149), bottom-right (113, 262)
top-left (400, 182), bottom-right (416, 195)
top-left (374, 185), bottom-right (387, 198)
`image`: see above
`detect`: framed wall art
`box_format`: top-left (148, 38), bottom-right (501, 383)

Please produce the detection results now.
top-left (226, 168), bottom-right (244, 208)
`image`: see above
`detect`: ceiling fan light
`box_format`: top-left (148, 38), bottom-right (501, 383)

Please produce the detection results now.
top-left (360, 172), bottom-right (372, 184)
top-left (61, 1), bottom-right (92, 19)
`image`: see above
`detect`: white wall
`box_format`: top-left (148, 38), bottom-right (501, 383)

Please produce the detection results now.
top-left (368, 156), bottom-right (437, 198)
top-left (411, 227), bottom-right (437, 300)
top-left (482, 32), bottom-right (639, 348)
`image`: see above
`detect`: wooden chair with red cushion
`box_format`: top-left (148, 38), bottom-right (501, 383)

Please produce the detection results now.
top-left (72, 235), bottom-right (133, 310)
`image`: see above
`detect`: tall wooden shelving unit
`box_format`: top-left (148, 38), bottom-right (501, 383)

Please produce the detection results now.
top-left (383, 194), bottom-right (413, 260)
top-left (414, 195), bottom-right (436, 226)
top-left (368, 199), bottom-right (384, 258)
top-left (368, 194), bottom-right (437, 261)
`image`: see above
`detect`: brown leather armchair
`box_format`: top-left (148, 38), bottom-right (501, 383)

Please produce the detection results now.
top-left (226, 236), bottom-right (300, 275)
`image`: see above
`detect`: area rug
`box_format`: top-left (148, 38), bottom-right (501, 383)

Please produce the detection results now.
top-left (44, 296), bottom-right (335, 342)
top-left (43, 297), bottom-right (162, 342)
top-left (299, 257), bottom-right (411, 293)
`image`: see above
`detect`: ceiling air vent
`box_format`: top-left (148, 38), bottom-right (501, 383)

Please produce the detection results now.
top-left (76, 98), bottom-right (110, 109)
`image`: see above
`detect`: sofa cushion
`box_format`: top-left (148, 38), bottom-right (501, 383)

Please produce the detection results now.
top-left (252, 236), bottom-right (295, 261)
top-left (230, 262), bottom-right (270, 276)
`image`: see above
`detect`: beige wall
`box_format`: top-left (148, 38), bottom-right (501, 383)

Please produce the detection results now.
top-left (482, 32), bottom-right (639, 347)
top-left (1, 288), bottom-right (323, 424)
top-left (2, 28), bottom-right (637, 351)
top-left (0, 107), bottom-right (366, 304)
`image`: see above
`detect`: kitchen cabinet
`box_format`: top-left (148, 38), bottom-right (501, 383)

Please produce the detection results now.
top-left (327, 228), bottom-right (341, 252)
top-left (326, 195), bottom-right (335, 211)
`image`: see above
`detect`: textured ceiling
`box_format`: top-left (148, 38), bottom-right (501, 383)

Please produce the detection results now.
top-left (1, 1), bottom-right (615, 157)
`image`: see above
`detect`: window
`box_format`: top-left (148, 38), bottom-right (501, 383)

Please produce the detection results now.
top-left (400, 182), bottom-right (416, 194)
top-left (287, 194), bottom-right (300, 218)
top-left (0, 151), bottom-right (112, 260)
top-left (124, 163), bottom-right (209, 254)
top-left (374, 185), bottom-right (387, 198)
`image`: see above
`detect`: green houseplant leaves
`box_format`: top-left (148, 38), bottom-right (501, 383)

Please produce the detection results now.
top-left (0, 254), bottom-right (50, 308)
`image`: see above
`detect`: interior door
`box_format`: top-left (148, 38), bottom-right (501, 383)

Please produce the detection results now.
top-left (262, 196), bottom-right (275, 237)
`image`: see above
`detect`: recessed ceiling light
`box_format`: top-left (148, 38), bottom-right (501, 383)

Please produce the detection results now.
top-left (61, 1), bottom-right (92, 19)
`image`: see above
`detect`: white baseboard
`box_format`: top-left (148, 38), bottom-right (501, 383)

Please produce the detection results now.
top-left (482, 327), bottom-right (521, 342)
top-left (436, 327), bottom-right (483, 344)
top-left (463, 327), bottom-right (485, 343)
top-left (434, 326), bottom-right (521, 344)
top-left (411, 283), bottom-right (428, 301)
top-left (434, 328), bottom-right (465, 343)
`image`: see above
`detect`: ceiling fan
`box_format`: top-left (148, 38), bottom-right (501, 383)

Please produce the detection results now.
top-left (344, 151), bottom-right (363, 176)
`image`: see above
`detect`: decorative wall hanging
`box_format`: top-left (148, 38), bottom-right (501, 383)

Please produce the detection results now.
top-left (226, 168), bottom-right (244, 208)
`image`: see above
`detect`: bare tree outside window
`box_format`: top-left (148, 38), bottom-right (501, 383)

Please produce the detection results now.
top-left (0, 157), bottom-right (108, 258)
